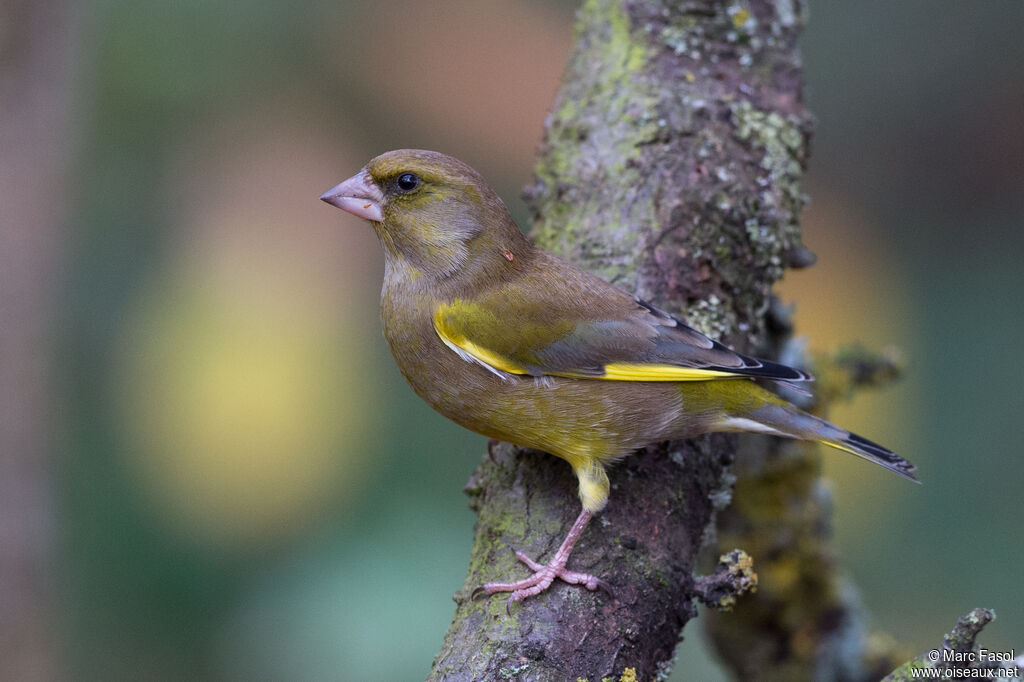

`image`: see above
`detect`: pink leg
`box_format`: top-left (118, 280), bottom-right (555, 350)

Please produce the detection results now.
top-left (474, 509), bottom-right (611, 606)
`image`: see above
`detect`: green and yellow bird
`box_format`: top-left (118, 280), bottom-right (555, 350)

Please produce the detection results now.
top-left (320, 149), bottom-right (917, 604)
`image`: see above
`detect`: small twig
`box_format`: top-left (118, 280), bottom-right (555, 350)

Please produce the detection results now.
top-left (883, 608), bottom-right (1022, 682)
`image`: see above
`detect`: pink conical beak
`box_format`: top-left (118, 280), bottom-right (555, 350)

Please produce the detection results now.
top-left (319, 169), bottom-right (384, 222)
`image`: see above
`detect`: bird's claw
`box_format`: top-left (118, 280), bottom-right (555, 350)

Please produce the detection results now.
top-left (474, 547), bottom-right (611, 609)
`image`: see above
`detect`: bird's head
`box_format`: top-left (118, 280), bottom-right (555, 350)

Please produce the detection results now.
top-left (321, 149), bottom-right (528, 286)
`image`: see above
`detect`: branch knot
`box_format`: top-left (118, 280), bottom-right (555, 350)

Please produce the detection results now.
top-left (693, 549), bottom-right (758, 611)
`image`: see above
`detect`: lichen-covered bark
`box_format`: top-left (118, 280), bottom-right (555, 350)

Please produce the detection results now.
top-left (528, 0), bottom-right (810, 343)
top-left (429, 0), bottom-right (814, 679)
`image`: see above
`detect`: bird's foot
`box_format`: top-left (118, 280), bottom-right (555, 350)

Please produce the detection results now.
top-left (473, 550), bottom-right (610, 605)
top-left (470, 509), bottom-right (611, 608)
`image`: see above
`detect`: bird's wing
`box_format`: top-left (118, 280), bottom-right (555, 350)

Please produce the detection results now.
top-left (432, 285), bottom-right (811, 383)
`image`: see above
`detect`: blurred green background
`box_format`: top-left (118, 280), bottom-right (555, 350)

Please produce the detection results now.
top-left (4, 0), bottom-right (1022, 679)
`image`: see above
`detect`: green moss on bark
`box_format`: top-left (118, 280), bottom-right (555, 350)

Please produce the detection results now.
top-left (530, 0), bottom-right (658, 286)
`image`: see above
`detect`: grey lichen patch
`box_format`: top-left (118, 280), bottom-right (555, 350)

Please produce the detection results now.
top-left (680, 295), bottom-right (737, 342)
top-left (653, 655), bottom-right (677, 682)
top-left (708, 471), bottom-right (735, 512)
top-left (658, 3), bottom-right (755, 57)
top-left (498, 662), bottom-right (531, 679)
top-left (732, 99), bottom-right (807, 282)
top-left (654, 2), bottom-right (770, 77)
top-left (660, 17), bottom-right (699, 56)
top-left (774, 0), bottom-right (806, 30)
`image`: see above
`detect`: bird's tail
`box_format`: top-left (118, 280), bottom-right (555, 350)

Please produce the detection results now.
top-left (720, 386), bottom-right (919, 483)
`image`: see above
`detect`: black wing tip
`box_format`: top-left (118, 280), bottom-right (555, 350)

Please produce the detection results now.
top-left (704, 332), bottom-right (813, 383)
top-left (846, 432), bottom-right (920, 484)
top-left (717, 355), bottom-right (815, 383)
top-left (755, 359), bottom-right (813, 383)
top-left (634, 297), bottom-right (814, 382)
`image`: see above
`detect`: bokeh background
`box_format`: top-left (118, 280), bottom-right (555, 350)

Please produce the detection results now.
top-left (4, 1), bottom-right (1023, 679)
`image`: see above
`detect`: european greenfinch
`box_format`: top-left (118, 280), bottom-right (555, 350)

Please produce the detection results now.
top-left (320, 149), bottom-right (917, 604)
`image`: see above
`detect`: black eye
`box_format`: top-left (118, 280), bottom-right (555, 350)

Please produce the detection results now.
top-left (397, 173), bottom-right (420, 192)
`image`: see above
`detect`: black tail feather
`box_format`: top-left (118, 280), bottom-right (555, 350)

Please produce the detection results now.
top-left (832, 432), bottom-right (920, 483)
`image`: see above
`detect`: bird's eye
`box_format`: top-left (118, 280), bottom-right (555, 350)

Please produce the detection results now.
top-left (397, 173), bottom-right (420, 192)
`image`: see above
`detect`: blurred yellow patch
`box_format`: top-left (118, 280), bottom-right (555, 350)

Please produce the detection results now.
top-left (115, 252), bottom-right (373, 549)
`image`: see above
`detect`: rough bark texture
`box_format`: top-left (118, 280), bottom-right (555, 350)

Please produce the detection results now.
top-left (429, 1), bottom-right (813, 679)
top-left (0, 0), bottom-right (76, 679)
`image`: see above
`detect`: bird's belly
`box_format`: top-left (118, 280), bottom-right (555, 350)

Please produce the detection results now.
top-left (387, 325), bottom-right (694, 463)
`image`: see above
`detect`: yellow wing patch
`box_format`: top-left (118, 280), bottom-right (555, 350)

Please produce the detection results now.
top-left (594, 362), bottom-right (739, 382)
top-left (433, 309), bottom-right (528, 376)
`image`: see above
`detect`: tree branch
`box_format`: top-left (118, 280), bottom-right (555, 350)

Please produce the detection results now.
top-left (430, 0), bottom-right (812, 679)
top-left (883, 609), bottom-right (1022, 682)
